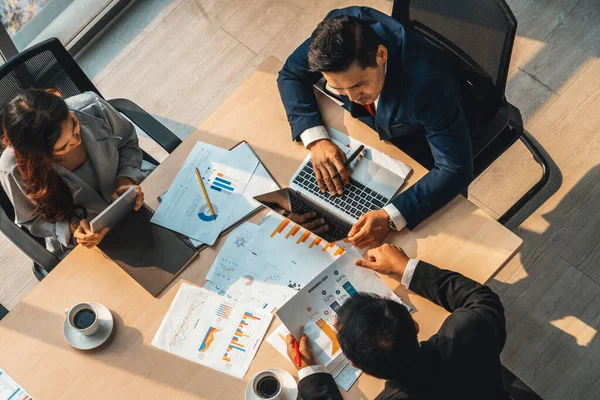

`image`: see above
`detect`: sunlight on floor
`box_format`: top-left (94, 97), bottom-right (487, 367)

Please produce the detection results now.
top-left (550, 316), bottom-right (597, 347)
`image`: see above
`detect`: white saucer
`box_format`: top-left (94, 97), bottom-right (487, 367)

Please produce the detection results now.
top-left (246, 369), bottom-right (298, 400)
top-left (63, 302), bottom-right (114, 350)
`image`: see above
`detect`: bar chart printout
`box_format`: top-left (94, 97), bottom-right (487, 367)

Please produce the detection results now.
top-left (153, 283), bottom-right (272, 379)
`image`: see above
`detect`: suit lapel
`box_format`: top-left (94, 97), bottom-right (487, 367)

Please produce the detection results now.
top-left (73, 110), bottom-right (120, 203)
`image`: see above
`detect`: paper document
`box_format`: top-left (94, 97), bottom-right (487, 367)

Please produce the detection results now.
top-left (203, 281), bottom-right (276, 313)
top-left (151, 142), bottom-right (258, 245)
top-left (277, 248), bottom-right (402, 368)
top-left (205, 223), bottom-right (297, 308)
top-left (152, 283), bottom-right (272, 379)
top-left (328, 127), bottom-right (412, 181)
top-left (245, 212), bottom-right (347, 291)
top-left (0, 369), bottom-right (33, 400)
top-left (156, 142), bottom-right (278, 248)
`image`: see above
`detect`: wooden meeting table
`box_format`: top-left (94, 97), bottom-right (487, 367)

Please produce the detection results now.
top-left (0, 57), bottom-right (521, 399)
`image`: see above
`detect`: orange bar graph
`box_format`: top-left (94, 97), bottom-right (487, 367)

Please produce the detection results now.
top-left (286, 225), bottom-right (301, 239)
top-left (296, 231), bottom-right (311, 244)
top-left (271, 220), bottom-right (290, 237)
top-left (322, 242), bottom-right (334, 252)
top-left (309, 237), bottom-right (322, 249)
top-left (316, 318), bottom-right (341, 355)
top-left (333, 247), bottom-right (345, 257)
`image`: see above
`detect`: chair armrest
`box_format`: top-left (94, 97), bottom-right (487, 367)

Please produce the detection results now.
top-left (508, 101), bottom-right (524, 134)
top-left (107, 98), bottom-right (182, 153)
top-left (0, 208), bottom-right (59, 274)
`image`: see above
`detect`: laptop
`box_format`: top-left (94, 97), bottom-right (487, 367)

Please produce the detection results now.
top-left (254, 151), bottom-right (405, 242)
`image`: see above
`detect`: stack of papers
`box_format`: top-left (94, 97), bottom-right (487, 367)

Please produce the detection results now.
top-left (204, 212), bottom-right (349, 309)
top-left (152, 141), bottom-right (279, 246)
top-left (152, 283), bottom-right (273, 379)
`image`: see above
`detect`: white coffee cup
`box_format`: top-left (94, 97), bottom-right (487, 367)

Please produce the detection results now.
top-left (64, 302), bottom-right (100, 336)
top-left (250, 369), bottom-right (284, 400)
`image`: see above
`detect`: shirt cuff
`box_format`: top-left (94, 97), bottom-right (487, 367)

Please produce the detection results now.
top-left (383, 204), bottom-right (408, 231)
top-left (298, 365), bottom-right (330, 381)
top-left (401, 259), bottom-right (420, 288)
top-left (300, 125), bottom-right (330, 148)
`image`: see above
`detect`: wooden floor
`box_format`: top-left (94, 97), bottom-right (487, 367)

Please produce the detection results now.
top-left (1, 0), bottom-right (599, 398)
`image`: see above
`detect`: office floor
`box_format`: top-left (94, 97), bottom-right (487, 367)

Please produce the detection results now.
top-left (0, 0), bottom-right (599, 398)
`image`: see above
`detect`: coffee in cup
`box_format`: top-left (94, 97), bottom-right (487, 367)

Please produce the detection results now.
top-left (251, 370), bottom-right (284, 399)
top-left (64, 302), bottom-right (100, 336)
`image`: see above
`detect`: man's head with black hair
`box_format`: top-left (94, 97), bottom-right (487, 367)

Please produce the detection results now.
top-left (336, 293), bottom-right (420, 380)
top-left (308, 15), bottom-right (387, 105)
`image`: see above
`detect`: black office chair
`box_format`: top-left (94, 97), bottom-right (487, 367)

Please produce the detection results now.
top-left (389, 0), bottom-right (550, 225)
top-left (0, 38), bottom-right (182, 281)
top-left (0, 303), bottom-right (8, 320)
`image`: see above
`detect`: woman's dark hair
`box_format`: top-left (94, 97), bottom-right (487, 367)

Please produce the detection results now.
top-left (337, 293), bottom-right (420, 381)
top-left (1, 89), bottom-right (76, 223)
top-left (308, 15), bottom-right (383, 73)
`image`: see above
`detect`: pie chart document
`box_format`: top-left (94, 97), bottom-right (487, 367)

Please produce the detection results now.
top-left (151, 141), bottom-right (259, 246)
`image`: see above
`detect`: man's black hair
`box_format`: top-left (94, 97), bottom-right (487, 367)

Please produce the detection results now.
top-left (336, 293), bottom-right (420, 380)
top-left (308, 15), bottom-right (383, 73)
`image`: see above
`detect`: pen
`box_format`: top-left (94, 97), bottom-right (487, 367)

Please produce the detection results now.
top-left (195, 167), bottom-right (216, 221)
top-left (293, 338), bottom-right (301, 367)
top-left (331, 145), bottom-right (365, 181)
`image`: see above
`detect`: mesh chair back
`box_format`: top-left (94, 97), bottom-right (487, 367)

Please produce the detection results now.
top-left (0, 38), bottom-right (100, 218)
top-left (392, 0), bottom-right (517, 115)
top-left (0, 38), bottom-right (99, 122)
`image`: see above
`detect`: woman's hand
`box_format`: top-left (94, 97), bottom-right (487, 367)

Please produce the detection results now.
top-left (73, 219), bottom-right (109, 248)
top-left (112, 177), bottom-right (144, 211)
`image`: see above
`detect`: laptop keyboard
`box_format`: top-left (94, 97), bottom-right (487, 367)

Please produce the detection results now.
top-left (292, 161), bottom-right (390, 220)
top-left (289, 191), bottom-right (353, 242)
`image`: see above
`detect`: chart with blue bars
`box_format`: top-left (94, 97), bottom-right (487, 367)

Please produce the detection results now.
top-left (210, 172), bottom-right (237, 195)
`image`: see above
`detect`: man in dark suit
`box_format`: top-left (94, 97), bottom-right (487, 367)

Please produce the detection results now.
top-left (285, 244), bottom-right (507, 399)
top-left (278, 7), bottom-right (481, 248)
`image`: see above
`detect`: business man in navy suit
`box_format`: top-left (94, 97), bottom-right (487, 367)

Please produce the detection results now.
top-left (277, 6), bottom-right (481, 247)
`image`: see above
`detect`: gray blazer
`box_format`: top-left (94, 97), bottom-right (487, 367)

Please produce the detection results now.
top-left (0, 91), bottom-right (152, 255)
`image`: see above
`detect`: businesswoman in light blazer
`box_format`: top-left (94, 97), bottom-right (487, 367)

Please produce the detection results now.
top-left (0, 89), bottom-right (150, 257)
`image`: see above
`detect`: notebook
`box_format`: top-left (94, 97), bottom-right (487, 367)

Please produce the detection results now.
top-left (98, 205), bottom-right (198, 297)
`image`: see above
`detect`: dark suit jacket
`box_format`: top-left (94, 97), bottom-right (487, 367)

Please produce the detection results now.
top-left (298, 261), bottom-right (508, 400)
top-left (277, 6), bottom-right (481, 230)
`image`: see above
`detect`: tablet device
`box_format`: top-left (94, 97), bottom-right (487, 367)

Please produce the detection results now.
top-left (90, 185), bottom-right (137, 233)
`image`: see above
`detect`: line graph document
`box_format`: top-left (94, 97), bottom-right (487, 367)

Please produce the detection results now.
top-left (152, 283), bottom-right (272, 379)
top-left (205, 223), bottom-right (297, 308)
top-left (151, 142), bottom-right (258, 246)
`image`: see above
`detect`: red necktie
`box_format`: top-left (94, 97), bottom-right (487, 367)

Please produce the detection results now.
top-left (363, 103), bottom-right (376, 117)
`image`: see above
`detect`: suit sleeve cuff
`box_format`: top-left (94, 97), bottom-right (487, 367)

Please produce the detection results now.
top-left (300, 126), bottom-right (330, 148)
top-left (298, 365), bottom-right (330, 381)
top-left (401, 259), bottom-right (420, 288)
top-left (383, 204), bottom-right (408, 231)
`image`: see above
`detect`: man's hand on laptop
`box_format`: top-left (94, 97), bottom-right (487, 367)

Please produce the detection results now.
top-left (347, 210), bottom-right (390, 249)
top-left (307, 139), bottom-right (349, 196)
top-left (287, 211), bottom-right (329, 236)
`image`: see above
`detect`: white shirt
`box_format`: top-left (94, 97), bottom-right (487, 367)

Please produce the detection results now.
top-left (297, 259), bottom-right (420, 381)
